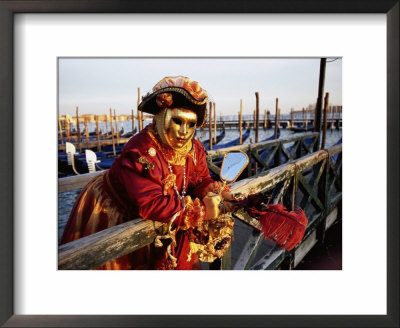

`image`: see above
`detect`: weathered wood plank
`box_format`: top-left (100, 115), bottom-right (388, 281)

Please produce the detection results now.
top-left (58, 218), bottom-right (164, 270)
top-left (251, 149), bottom-right (268, 169)
top-left (249, 246), bottom-right (284, 270)
top-left (58, 170), bottom-right (105, 193)
top-left (233, 229), bottom-right (263, 270)
top-left (280, 143), bottom-right (293, 161)
top-left (231, 164), bottom-right (296, 196)
top-left (328, 157), bottom-right (342, 191)
top-left (325, 206), bottom-right (339, 230)
top-left (207, 160), bottom-right (221, 176)
top-left (298, 173), bottom-right (324, 212)
top-left (293, 150), bottom-right (328, 173)
top-left (301, 161), bottom-right (326, 211)
top-left (294, 230), bottom-right (318, 267)
top-left (328, 144), bottom-right (342, 156)
top-left (232, 208), bottom-right (261, 230)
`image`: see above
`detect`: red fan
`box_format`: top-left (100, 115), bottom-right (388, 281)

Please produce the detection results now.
top-left (240, 194), bottom-right (308, 251)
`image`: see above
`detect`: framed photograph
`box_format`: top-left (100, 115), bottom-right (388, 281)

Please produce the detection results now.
top-left (1, 1), bottom-right (398, 327)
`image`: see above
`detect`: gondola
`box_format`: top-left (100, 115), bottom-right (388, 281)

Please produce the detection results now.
top-left (290, 122), bottom-right (314, 133)
top-left (102, 144), bottom-right (126, 154)
top-left (207, 128), bottom-right (250, 151)
top-left (120, 127), bottom-right (137, 139)
top-left (259, 129), bottom-right (281, 161)
top-left (58, 150), bottom-right (107, 176)
top-left (202, 128), bottom-right (226, 150)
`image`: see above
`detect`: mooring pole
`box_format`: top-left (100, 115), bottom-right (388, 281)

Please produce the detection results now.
top-left (66, 117), bottom-right (70, 142)
top-left (76, 106), bottom-right (81, 152)
top-left (314, 58), bottom-right (327, 151)
top-left (137, 88), bottom-right (142, 132)
top-left (277, 107), bottom-right (281, 129)
top-left (105, 116), bottom-right (109, 138)
top-left (109, 108), bottom-right (116, 156)
top-left (114, 109), bottom-right (119, 145)
top-left (131, 109), bottom-right (135, 135)
top-left (255, 92), bottom-right (259, 143)
top-left (84, 120), bottom-right (89, 149)
top-left (274, 98), bottom-right (279, 139)
top-left (208, 102), bottom-right (213, 150)
top-left (305, 107), bottom-right (309, 130)
top-left (95, 115), bottom-right (101, 152)
top-left (321, 92), bottom-right (330, 149)
top-left (239, 99), bottom-right (243, 145)
top-left (290, 108), bottom-right (294, 129)
top-left (213, 102), bottom-right (217, 144)
top-left (58, 116), bottom-right (64, 145)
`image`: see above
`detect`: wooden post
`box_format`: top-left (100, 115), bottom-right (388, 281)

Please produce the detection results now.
top-left (239, 99), bottom-right (243, 144)
top-left (66, 118), bottom-right (70, 142)
top-left (137, 88), bottom-right (143, 132)
top-left (105, 116), bottom-right (109, 138)
top-left (314, 58), bottom-right (327, 151)
top-left (84, 120), bottom-right (89, 149)
top-left (95, 115), bottom-right (101, 152)
top-left (76, 106), bottom-right (81, 152)
top-left (277, 108), bottom-right (281, 129)
top-left (58, 116), bottom-right (64, 145)
top-left (213, 102), bottom-right (217, 144)
top-left (84, 120), bottom-right (89, 142)
top-left (255, 92), bottom-right (259, 143)
top-left (131, 109), bottom-right (135, 135)
top-left (266, 110), bottom-right (270, 128)
top-left (109, 108), bottom-right (116, 156)
top-left (274, 98), bottom-right (279, 139)
top-left (305, 107), bottom-right (309, 129)
top-left (290, 108), bottom-right (294, 129)
top-left (114, 109), bottom-right (119, 145)
top-left (330, 105), bottom-right (335, 131)
top-left (208, 102), bottom-right (213, 150)
top-left (302, 107), bottom-right (305, 126)
top-left (321, 92), bottom-right (330, 149)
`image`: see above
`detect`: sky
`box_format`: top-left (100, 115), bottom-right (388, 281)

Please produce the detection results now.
top-left (58, 57), bottom-right (342, 117)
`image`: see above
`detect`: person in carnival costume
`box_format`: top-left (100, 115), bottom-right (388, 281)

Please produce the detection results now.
top-left (60, 76), bottom-right (234, 270)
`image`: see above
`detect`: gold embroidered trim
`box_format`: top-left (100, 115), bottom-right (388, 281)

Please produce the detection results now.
top-left (138, 156), bottom-right (154, 170)
top-left (161, 173), bottom-right (176, 196)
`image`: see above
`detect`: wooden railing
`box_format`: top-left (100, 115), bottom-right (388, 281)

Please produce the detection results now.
top-left (58, 142), bottom-right (342, 270)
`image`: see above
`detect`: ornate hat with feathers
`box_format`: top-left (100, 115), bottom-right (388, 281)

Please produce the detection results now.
top-left (138, 76), bottom-right (209, 127)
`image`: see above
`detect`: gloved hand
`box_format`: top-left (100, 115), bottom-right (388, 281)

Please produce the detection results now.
top-left (221, 190), bottom-right (235, 201)
top-left (221, 199), bottom-right (238, 213)
top-left (202, 192), bottom-right (222, 220)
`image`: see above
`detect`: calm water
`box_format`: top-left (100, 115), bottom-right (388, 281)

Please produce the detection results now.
top-left (58, 127), bottom-right (343, 268)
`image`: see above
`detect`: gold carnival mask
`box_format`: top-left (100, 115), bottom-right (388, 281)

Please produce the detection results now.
top-left (155, 108), bottom-right (197, 151)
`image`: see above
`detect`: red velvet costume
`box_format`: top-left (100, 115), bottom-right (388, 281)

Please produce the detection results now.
top-left (60, 124), bottom-right (217, 270)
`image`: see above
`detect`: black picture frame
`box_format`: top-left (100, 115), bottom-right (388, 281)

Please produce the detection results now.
top-left (1, 1), bottom-right (398, 327)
